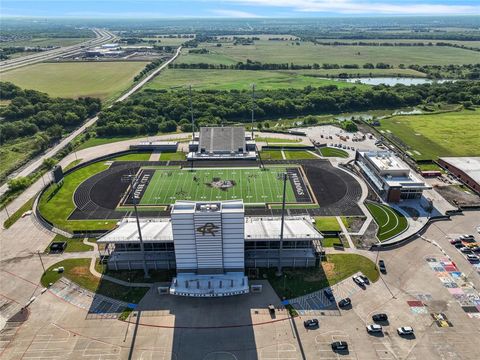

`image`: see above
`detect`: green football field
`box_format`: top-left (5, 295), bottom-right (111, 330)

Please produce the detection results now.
top-left (139, 167), bottom-right (302, 205)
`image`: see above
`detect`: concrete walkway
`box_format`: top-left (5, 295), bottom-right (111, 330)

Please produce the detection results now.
top-left (84, 238), bottom-right (152, 288)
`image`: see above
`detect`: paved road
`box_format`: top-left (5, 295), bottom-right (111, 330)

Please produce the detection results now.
top-left (0, 46), bottom-right (182, 199)
top-left (0, 28), bottom-right (116, 72)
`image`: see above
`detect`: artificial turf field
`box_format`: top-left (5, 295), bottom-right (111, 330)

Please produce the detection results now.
top-left (366, 202), bottom-right (408, 241)
top-left (138, 167), bottom-right (306, 205)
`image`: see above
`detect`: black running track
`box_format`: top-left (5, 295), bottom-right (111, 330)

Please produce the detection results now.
top-left (69, 159), bottom-right (363, 221)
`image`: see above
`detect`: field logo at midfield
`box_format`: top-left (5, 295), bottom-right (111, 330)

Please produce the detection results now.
top-left (289, 172), bottom-right (305, 196)
top-left (196, 223), bottom-right (220, 236)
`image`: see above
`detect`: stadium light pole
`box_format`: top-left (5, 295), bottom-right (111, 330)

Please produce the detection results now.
top-left (251, 83), bottom-right (255, 140)
top-left (189, 85), bottom-right (195, 141)
top-left (276, 172), bottom-right (288, 277)
top-left (129, 174), bottom-right (150, 279)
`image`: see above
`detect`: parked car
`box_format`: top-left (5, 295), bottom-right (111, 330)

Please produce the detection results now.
top-left (450, 239), bottom-right (461, 245)
top-left (454, 243), bottom-right (465, 249)
top-left (460, 247), bottom-right (473, 254)
top-left (353, 275), bottom-right (366, 287)
top-left (331, 341), bottom-right (348, 351)
top-left (378, 260), bottom-right (386, 273)
top-left (304, 319), bottom-right (319, 329)
top-left (471, 246), bottom-right (480, 253)
top-left (466, 254), bottom-right (479, 263)
top-left (324, 288), bottom-right (334, 301)
top-left (338, 298), bottom-right (351, 308)
top-left (459, 235), bottom-right (474, 241)
top-left (359, 274), bottom-right (370, 285)
top-left (397, 327), bottom-right (414, 336)
top-left (366, 324), bottom-right (383, 333)
top-left (372, 313), bottom-right (388, 322)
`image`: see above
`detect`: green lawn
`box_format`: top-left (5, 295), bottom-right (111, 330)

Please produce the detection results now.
top-left (366, 202), bottom-right (409, 241)
top-left (112, 153), bottom-right (152, 161)
top-left (41, 259), bottom-right (149, 304)
top-left (319, 147), bottom-right (349, 158)
top-left (181, 40), bottom-right (480, 66)
top-left (321, 237), bottom-right (349, 248)
top-left (314, 217), bottom-right (341, 232)
top-left (418, 163), bottom-right (445, 172)
top-left (64, 159), bottom-right (82, 171)
top-left (283, 150), bottom-right (318, 160)
top-left (378, 109), bottom-right (480, 161)
top-left (260, 254), bottom-right (379, 299)
top-left (38, 161), bottom-right (117, 232)
top-left (146, 68), bottom-right (361, 91)
top-left (259, 150), bottom-right (284, 160)
top-left (159, 152), bottom-right (186, 160)
top-left (95, 261), bottom-right (175, 284)
top-left (140, 167), bottom-right (302, 205)
top-left (45, 234), bottom-right (93, 253)
top-left (0, 136), bottom-right (42, 183)
top-left (3, 196), bottom-right (35, 229)
top-left (1, 61), bottom-right (148, 101)
top-left (255, 137), bottom-right (301, 143)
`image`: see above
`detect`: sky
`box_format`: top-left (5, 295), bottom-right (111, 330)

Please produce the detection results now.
top-left (1, 0), bottom-right (480, 18)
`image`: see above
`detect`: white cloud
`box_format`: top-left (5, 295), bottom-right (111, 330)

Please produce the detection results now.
top-left (227, 0), bottom-right (480, 15)
top-left (211, 9), bottom-right (261, 18)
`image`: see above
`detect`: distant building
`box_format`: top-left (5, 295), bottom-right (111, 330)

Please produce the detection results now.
top-left (188, 127), bottom-right (256, 160)
top-left (97, 200), bottom-right (322, 297)
top-left (356, 150), bottom-right (430, 202)
top-left (438, 157), bottom-right (480, 194)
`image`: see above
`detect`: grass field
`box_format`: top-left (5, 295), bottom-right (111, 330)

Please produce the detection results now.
top-left (180, 40), bottom-right (480, 66)
top-left (366, 202), bottom-right (408, 241)
top-left (259, 150), bottom-right (284, 160)
top-left (139, 167), bottom-right (302, 205)
top-left (378, 109), bottom-right (480, 160)
top-left (283, 150), bottom-right (318, 160)
top-left (41, 259), bottom-right (148, 303)
top-left (1, 37), bottom-right (91, 48)
top-left (112, 153), bottom-right (152, 161)
top-left (45, 234), bottom-right (93, 253)
top-left (261, 254), bottom-right (379, 299)
top-left (319, 147), bottom-right (349, 158)
top-left (39, 161), bottom-right (117, 231)
top-left (159, 152), bottom-right (186, 160)
top-left (255, 137), bottom-right (301, 143)
top-left (146, 68), bottom-right (361, 91)
top-left (1, 61), bottom-right (148, 101)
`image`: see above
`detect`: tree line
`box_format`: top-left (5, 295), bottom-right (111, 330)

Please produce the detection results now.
top-left (0, 82), bottom-right (101, 145)
top-left (94, 81), bottom-right (480, 137)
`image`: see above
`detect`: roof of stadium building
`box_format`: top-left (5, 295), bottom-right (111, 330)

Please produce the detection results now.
top-left (199, 127), bottom-right (246, 153)
top-left (440, 157), bottom-right (480, 185)
top-left (97, 216), bottom-right (322, 244)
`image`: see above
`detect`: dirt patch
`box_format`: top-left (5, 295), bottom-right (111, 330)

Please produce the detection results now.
top-left (70, 266), bottom-right (90, 277)
top-left (434, 185), bottom-right (480, 207)
top-left (320, 262), bottom-right (336, 278)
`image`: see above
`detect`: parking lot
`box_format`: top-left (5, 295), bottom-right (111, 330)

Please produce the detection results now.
top-left (2, 212), bottom-right (480, 359)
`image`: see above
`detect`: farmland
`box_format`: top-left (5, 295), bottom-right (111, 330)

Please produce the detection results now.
top-left (1, 61), bottom-right (148, 101)
top-left (179, 40), bottom-right (480, 66)
top-left (146, 68), bottom-right (361, 91)
top-left (378, 109), bottom-right (480, 160)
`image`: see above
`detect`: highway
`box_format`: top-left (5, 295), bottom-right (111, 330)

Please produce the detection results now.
top-left (0, 46), bottom-right (183, 199)
top-left (0, 28), bottom-right (116, 73)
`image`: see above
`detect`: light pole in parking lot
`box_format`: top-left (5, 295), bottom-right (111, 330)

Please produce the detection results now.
top-left (276, 172), bottom-right (288, 277)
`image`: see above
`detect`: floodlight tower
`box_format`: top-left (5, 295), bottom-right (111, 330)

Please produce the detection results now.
top-left (189, 85), bottom-right (195, 141)
top-left (251, 83), bottom-right (255, 140)
top-left (276, 172), bottom-right (288, 277)
top-left (129, 173), bottom-right (150, 279)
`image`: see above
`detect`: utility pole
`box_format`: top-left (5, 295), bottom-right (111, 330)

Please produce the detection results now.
top-left (4, 205), bottom-right (10, 219)
top-left (129, 174), bottom-right (150, 278)
top-left (276, 172), bottom-right (288, 276)
top-left (251, 83), bottom-right (255, 140)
